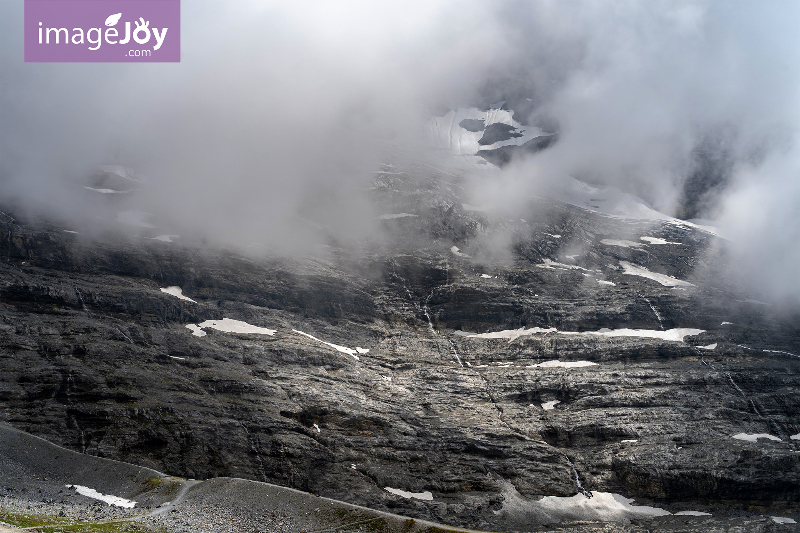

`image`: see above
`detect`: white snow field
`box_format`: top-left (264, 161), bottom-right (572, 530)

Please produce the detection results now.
top-left (466, 327), bottom-right (703, 343)
top-left (384, 487), bottom-right (434, 501)
top-left (66, 485), bottom-right (136, 508)
top-left (185, 324), bottom-right (206, 337)
top-left (731, 433), bottom-right (782, 442)
top-left (539, 175), bottom-right (725, 241)
top-left (499, 481), bottom-right (671, 523)
top-left (198, 319), bottom-right (276, 336)
top-left (620, 261), bottom-right (695, 287)
top-left (771, 517), bottom-right (797, 524)
top-left (640, 236), bottom-right (680, 245)
top-left (532, 361), bottom-right (597, 369)
top-left (186, 319), bottom-right (275, 337)
top-left (427, 107), bottom-right (548, 158)
top-left (160, 286), bottom-right (196, 303)
top-left (467, 327), bottom-right (558, 341)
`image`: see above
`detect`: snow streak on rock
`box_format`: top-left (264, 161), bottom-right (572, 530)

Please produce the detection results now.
top-left (532, 360), bottom-right (597, 369)
top-left (466, 327), bottom-right (703, 343)
top-left (731, 433), bottom-right (782, 442)
top-left (66, 485), bottom-right (136, 508)
top-left (620, 261), bottom-right (695, 287)
top-left (292, 329), bottom-right (360, 360)
top-left (160, 286), bottom-right (196, 303)
top-left (384, 487), bottom-right (433, 501)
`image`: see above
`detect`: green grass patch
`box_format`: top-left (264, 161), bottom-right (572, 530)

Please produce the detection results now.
top-left (0, 510), bottom-right (72, 527)
top-left (143, 477), bottom-right (164, 490)
top-left (0, 510), bottom-right (168, 533)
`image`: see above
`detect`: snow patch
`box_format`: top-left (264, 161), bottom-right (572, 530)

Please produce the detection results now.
top-left (541, 400), bottom-right (560, 410)
top-left (675, 511), bottom-right (712, 516)
top-left (771, 517), bottom-right (797, 524)
top-left (467, 327), bottom-right (557, 341)
top-left (63, 230), bottom-right (78, 234)
top-left (597, 279), bottom-right (616, 286)
top-left (498, 482), bottom-right (670, 523)
top-left (313, 424), bottom-right (320, 433)
top-left (160, 286), bottom-right (196, 303)
top-left (544, 175), bottom-right (674, 222)
top-left (152, 235), bottom-right (179, 243)
top-left (450, 245), bottom-right (469, 257)
top-left (355, 347), bottom-right (370, 354)
top-left (621, 439), bottom-right (638, 443)
top-left (640, 236), bottom-right (680, 245)
top-left (186, 324), bottom-right (206, 337)
top-left (168, 355), bottom-right (185, 361)
top-left (790, 434), bottom-right (800, 440)
top-left (196, 318), bottom-right (276, 336)
top-left (732, 433), bottom-right (781, 442)
top-left (620, 261), bottom-right (694, 287)
top-left (467, 327), bottom-right (702, 343)
top-left (293, 329), bottom-right (360, 360)
top-left (536, 259), bottom-right (593, 272)
top-left (480, 274), bottom-right (493, 279)
top-left (568, 328), bottom-right (704, 341)
top-left (532, 360), bottom-right (597, 369)
top-left (698, 343), bottom-right (717, 350)
top-left (384, 487), bottom-right (433, 501)
top-left (66, 485), bottom-right (136, 508)
top-left (427, 107), bottom-right (548, 157)
top-left (721, 321), bottom-right (732, 325)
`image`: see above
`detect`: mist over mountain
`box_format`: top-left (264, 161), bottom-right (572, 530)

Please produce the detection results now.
top-left (3, 1), bottom-right (799, 306)
top-left (1, 4), bottom-right (800, 531)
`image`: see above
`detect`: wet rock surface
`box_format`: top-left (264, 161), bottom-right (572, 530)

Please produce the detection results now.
top-left (0, 165), bottom-right (799, 531)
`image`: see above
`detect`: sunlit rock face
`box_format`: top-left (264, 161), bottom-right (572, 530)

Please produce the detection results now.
top-left (0, 159), bottom-right (798, 532)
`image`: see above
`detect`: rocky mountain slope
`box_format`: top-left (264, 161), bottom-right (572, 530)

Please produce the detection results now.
top-left (0, 160), bottom-right (798, 531)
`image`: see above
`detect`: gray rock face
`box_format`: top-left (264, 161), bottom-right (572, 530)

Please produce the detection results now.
top-left (0, 165), bottom-right (798, 531)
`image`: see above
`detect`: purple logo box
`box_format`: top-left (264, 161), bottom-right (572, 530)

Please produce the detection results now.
top-left (25, 0), bottom-right (180, 62)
